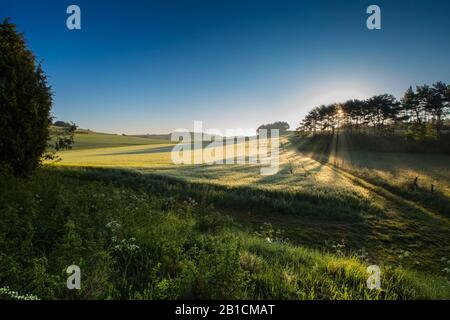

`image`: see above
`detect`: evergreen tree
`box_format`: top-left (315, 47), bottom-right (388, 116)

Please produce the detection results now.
top-left (0, 19), bottom-right (53, 175)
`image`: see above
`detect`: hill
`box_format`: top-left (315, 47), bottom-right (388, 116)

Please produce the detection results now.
top-left (69, 130), bottom-right (173, 150)
top-left (47, 132), bottom-right (450, 277)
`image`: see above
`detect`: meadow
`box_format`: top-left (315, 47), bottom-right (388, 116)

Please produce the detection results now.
top-left (58, 134), bottom-right (450, 273)
top-left (1, 130), bottom-right (449, 300)
top-left (55, 132), bottom-right (450, 274)
top-left (1, 166), bottom-right (449, 299)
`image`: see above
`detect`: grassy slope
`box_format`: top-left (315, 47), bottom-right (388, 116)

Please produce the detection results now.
top-left (54, 131), bottom-right (450, 274)
top-left (63, 164), bottom-right (450, 276)
top-left (291, 134), bottom-right (450, 271)
top-left (1, 167), bottom-right (448, 300)
top-left (28, 130), bottom-right (450, 298)
top-left (52, 130), bottom-right (176, 167)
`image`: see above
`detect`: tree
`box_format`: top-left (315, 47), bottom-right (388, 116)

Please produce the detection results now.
top-left (296, 83), bottom-right (447, 140)
top-left (257, 121), bottom-right (290, 134)
top-left (53, 120), bottom-right (72, 128)
top-left (0, 19), bottom-right (53, 175)
top-left (401, 86), bottom-right (419, 124)
top-left (45, 122), bottom-right (77, 162)
top-left (415, 85), bottom-right (430, 123)
top-left (365, 94), bottom-right (399, 133)
top-left (428, 82), bottom-right (448, 138)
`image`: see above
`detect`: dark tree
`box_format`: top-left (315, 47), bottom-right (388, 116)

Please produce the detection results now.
top-left (401, 86), bottom-right (420, 124)
top-left (53, 121), bottom-right (72, 128)
top-left (365, 94), bottom-right (399, 133)
top-left (0, 19), bottom-right (53, 175)
top-left (258, 121), bottom-right (290, 133)
top-left (429, 82), bottom-right (448, 138)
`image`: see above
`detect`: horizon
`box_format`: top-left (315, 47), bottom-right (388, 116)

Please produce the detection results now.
top-left (2, 0), bottom-right (450, 134)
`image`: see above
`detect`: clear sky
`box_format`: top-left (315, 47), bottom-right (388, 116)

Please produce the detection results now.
top-left (1, 0), bottom-right (450, 134)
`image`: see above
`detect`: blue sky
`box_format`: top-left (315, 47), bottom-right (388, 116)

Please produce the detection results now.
top-left (1, 0), bottom-right (450, 134)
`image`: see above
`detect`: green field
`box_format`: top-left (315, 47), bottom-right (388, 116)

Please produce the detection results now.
top-left (52, 131), bottom-right (450, 273)
top-left (2, 130), bottom-right (448, 300)
top-left (3, 167), bottom-right (448, 299)
top-left (67, 130), bottom-right (173, 150)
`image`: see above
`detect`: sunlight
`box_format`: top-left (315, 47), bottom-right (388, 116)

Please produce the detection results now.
top-left (310, 88), bottom-right (370, 106)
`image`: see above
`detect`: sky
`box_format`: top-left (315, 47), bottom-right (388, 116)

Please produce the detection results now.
top-left (1, 0), bottom-right (450, 134)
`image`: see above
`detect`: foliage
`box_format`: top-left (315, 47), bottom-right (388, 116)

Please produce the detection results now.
top-left (0, 286), bottom-right (40, 300)
top-left (0, 19), bottom-right (53, 175)
top-left (258, 121), bottom-right (290, 134)
top-left (296, 82), bottom-right (450, 141)
top-left (53, 121), bottom-right (72, 128)
top-left (45, 123), bottom-right (77, 161)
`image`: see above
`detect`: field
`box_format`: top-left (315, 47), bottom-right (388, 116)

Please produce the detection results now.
top-left (3, 166), bottom-right (448, 300)
top-left (54, 131), bottom-right (450, 272)
top-left (1, 130), bottom-right (449, 300)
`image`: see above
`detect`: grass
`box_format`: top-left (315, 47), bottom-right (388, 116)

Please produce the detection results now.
top-left (49, 131), bottom-right (450, 275)
top-left (2, 129), bottom-right (448, 299)
top-left (294, 133), bottom-right (450, 217)
top-left (54, 165), bottom-right (450, 276)
top-left (1, 166), bottom-right (448, 300)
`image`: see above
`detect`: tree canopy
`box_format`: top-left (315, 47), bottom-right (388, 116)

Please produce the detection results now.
top-left (258, 121), bottom-right (290, 134)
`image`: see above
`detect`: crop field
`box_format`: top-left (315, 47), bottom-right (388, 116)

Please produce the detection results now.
top-left (50, 131), bottom-right (450, 279)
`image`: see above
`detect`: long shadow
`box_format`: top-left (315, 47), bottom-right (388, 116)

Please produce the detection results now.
top-left (99, 145), bottom-right (175, 156)
top-left (98, 141), bottom-right (248, 157)
top-left (291, 134), bottom-right (333, 164)
top-left (54, 166), bottom-right (372, 223)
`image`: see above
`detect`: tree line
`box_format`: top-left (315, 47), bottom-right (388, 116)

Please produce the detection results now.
top-left (296, 82), bottom-right (450, 140)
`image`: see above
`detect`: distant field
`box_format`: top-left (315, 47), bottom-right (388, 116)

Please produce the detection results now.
top-left (56, 131), bottom-right (450, 199)
top-left (55, 131), bottom-right (373, 194)
top-left (69, 130), bottom-right (172, 150)
top-left (52, 130), bottom-right (175, 166)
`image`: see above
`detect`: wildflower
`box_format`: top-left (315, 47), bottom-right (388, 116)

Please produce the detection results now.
top-left (0, 286), bottom-right (40, 300)
top-left (106, 220), bottom-right (121, 230)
